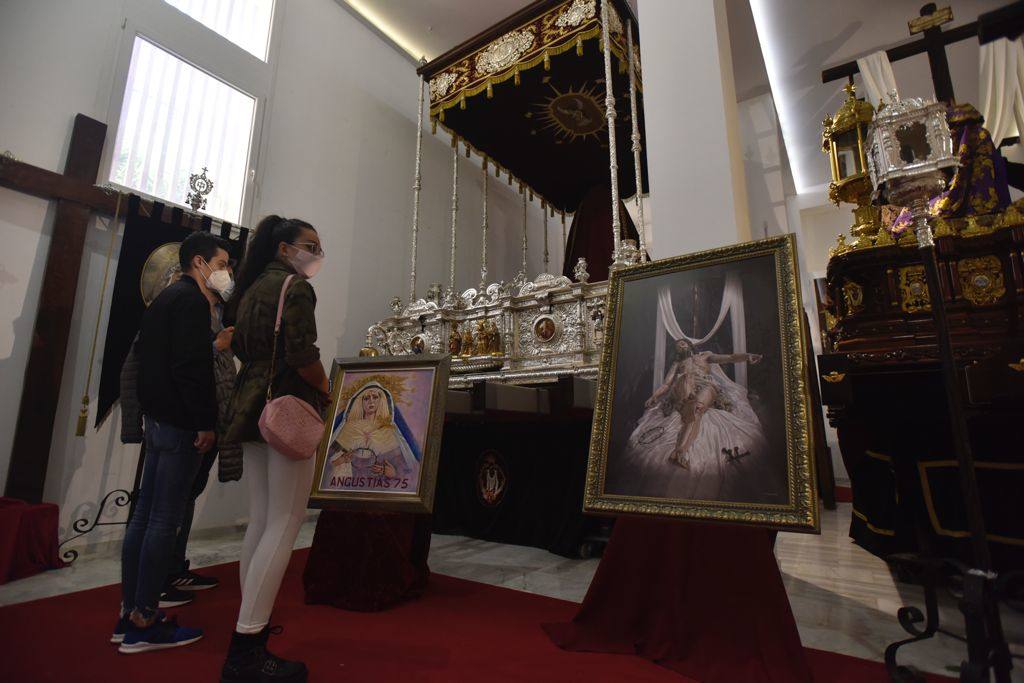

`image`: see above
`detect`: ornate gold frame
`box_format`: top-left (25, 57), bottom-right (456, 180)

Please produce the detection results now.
top-left (583, 234), bottom-right (820, 532)
top-left (308, 354), bottom-right (450, 513)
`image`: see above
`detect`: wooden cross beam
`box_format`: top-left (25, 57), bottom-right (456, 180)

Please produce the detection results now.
top-left (0, 114), bottom-right (237, 503)
top-left (821, 3), bottom-right (974, 103)
top-left (3, 115), bottom-right (107, 503)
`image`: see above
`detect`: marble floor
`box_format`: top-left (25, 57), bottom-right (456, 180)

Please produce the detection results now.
top-left (2, 504), bottom-right (1021, 680)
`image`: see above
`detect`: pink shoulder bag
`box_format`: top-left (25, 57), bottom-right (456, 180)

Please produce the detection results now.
top-left (258, 274), bottom-right (324, 460)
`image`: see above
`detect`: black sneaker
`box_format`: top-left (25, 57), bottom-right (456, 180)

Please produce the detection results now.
top-left (158, 587), bottom-right (194, 608)
top-left (111, 610), bottom-right (165, 643)
top-left (169, 560), bottom-right (220, 592)
top-left (118, 616), bottom-right (203, 654)
top-left (221, 626), bottom-right (308, 682)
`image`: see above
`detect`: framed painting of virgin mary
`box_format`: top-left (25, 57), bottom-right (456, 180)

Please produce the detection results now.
top-left (584, 235), bottom-right (819, 532)
top-left (309, 355), bottom-right (450, 512)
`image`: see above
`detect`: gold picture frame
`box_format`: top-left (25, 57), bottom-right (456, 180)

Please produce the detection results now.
top-left (309, 354), bottom-right (450, 513)
top-left (584, 234), bottom-right (819, 532)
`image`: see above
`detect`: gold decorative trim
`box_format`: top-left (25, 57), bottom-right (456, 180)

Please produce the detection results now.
top-left (897, 265), bottom-right (930, 314)
top-left (582, 234), bottom-right (819, 532)
top-left (841, 280), bottom-right (863, 315)
top-left (427, 0), bottom-right (636, 119)
top-left (957, 255), bottom-right (1005, 307)
top-left (822, 371), bottom-right (846, 384)
top-left (852, 507), bottom-right (896, 536)
top-left (918, 460), bottom-right (1024, 547)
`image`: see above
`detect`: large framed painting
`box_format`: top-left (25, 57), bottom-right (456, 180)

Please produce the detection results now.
top-left (309, 355), bottom-right (450, 513)
top-left (584, 235), bottom-right (819, 532)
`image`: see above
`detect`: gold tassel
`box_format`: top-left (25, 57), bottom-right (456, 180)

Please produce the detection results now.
top-left (440, 109), bottom-right (446, 122)
top-left (75, 397), bottom-right (89, 436)
top-left (514, 68), bottom-right (521, 86)
top-left (459, 96), bottom-right (466, 110)
top-left (544, 51), bottom-right (551, 71)
top-left (577, 35), bottom-right (584, 56)
top-left (486, 80), bottom-right (493, 98)
top-left (431, 117), bottom-right (438, 134)
top-left (75, 190), bottom-right (123, 437)
top-left (451, 135), bottom-right (458, 148)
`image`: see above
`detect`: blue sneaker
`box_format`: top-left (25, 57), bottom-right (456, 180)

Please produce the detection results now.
top-left (111, 610), bottom-right (165, 644)
top-left (118, 616), bottom-right (202, 653)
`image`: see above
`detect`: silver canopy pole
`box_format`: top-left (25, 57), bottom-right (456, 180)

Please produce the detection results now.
top-left (600, 0), bottom-right (622, 265)
top-left (521, 184), bottom-right (528, 277)
top-left (448, 140), bottom-right (459, 294)
top-left (543, 202), bottom-right (550, 273)
top-left (480, 158), bottom-right (488, 291)
top-left (409, 75), bottom-right (425, 303)
top-left (626, 19), bottom-right (646, 261)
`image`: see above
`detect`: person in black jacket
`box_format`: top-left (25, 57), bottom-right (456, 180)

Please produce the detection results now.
top-left (114, 231), bottom-right (231, 654)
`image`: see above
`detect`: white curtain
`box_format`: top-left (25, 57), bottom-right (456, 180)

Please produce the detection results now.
top-left (653, 273), bottom-right (747, 392)
top-left (856, 51), bottom-right (899, 108)
top-left (980, 38), bottom-right (1024, 149)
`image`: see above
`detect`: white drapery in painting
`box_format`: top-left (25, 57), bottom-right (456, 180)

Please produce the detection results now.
top-left (653, 273), bottom-right (747, 392)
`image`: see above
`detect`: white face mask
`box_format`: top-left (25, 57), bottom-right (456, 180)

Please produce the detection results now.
top-left (285, 243), bottom-right (324, 279)
top-left (200, 259), bottom-right (235, 301)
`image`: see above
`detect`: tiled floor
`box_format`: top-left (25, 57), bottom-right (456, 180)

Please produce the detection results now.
top-left (2, 504), bottom-right (1021, 680)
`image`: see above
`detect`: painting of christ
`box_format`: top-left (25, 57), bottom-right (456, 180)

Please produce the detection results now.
top-left (584, 235), bottom-right (818, 532)
top-left (310, 355), bottom-right (449, 512)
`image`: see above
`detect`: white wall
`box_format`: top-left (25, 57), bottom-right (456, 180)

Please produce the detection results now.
top-left (0, 0), bottom-right (533, 555)
top-left (637, 0), bottom-right (751, 257)
top-left (737, 92), bottom-right (789, 240)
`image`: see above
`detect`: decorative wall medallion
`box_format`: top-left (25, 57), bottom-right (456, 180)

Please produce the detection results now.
top-left (535, 83), bottom-right (606, 142)
top-left (475, 29), bottom-right (536, 76)
top-left (533, 314), bottom-right (559, 343)
top-left (958, 255), bottom-right (1004, 307)
top-left (555, 0), bottom-right (597, 28)
top-left (429, 71), bottom-right (457, 100)
top-left (140, 242), bottom-right (182, 306)
top-left (477, 450), bottom-right (508, 507)
top-left (410, 334), bottom-right (426, 354)
top-left (898, 265), bottom-right (930, 313)
top-left (841, 280), bottom-right (864, 315)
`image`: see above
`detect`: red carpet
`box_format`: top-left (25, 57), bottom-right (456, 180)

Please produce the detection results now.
top-left (0, 549), bottom-right (953, 682)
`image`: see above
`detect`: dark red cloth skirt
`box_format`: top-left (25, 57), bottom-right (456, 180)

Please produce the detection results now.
top-left (544, 516), bottom-right (812, 682)
top-left (302, 509), bottom-right (431, 612)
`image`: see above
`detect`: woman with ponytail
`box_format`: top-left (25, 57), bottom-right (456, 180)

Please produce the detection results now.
top-left (220, 215), bottom-right (328, 683)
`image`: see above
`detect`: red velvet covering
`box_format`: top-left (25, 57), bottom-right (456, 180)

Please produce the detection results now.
top-left (544, 517), bottom-right (813, 682)
top-left (302, 509), bottom-right (431, 611)
top-left (0, 497), bottom-right (62, 584)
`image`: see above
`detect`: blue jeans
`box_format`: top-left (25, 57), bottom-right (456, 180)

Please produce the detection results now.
top-left (121, 417), bottom-right (203, 617)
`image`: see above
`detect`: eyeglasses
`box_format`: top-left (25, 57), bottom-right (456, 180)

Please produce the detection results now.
top-left (292, 241), bottom-right (325, 257)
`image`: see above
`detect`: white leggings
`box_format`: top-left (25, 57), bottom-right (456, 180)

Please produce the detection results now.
top-left (236, 441), bottom-right (315, 634)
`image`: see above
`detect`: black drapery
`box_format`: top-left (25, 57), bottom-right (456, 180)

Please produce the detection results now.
top-left (432, 413), bottom-right (599, 558)
top-left (94, 195), bottom-right (247, 426)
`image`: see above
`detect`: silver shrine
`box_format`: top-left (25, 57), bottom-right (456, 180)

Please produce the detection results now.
top-left (365, 269), bottom-right (609, 389)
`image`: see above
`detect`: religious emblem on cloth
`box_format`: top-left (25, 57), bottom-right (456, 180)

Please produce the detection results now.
top-left (477, 450), bottom-right (508, 507)
top-left (535, 83), bottom-right (606, 143)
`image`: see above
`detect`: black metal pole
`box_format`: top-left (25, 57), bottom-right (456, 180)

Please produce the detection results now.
top-left (914, 212), bottom-right (1012, 682)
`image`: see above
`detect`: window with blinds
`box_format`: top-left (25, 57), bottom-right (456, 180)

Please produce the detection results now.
top-left (108, 36), bottom-right (257, 223)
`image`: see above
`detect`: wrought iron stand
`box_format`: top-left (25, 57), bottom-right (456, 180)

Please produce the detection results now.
top-left (55, 443), bottom-right (146, 564)
top-left (883, 214), bottom-right (1017, 683)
